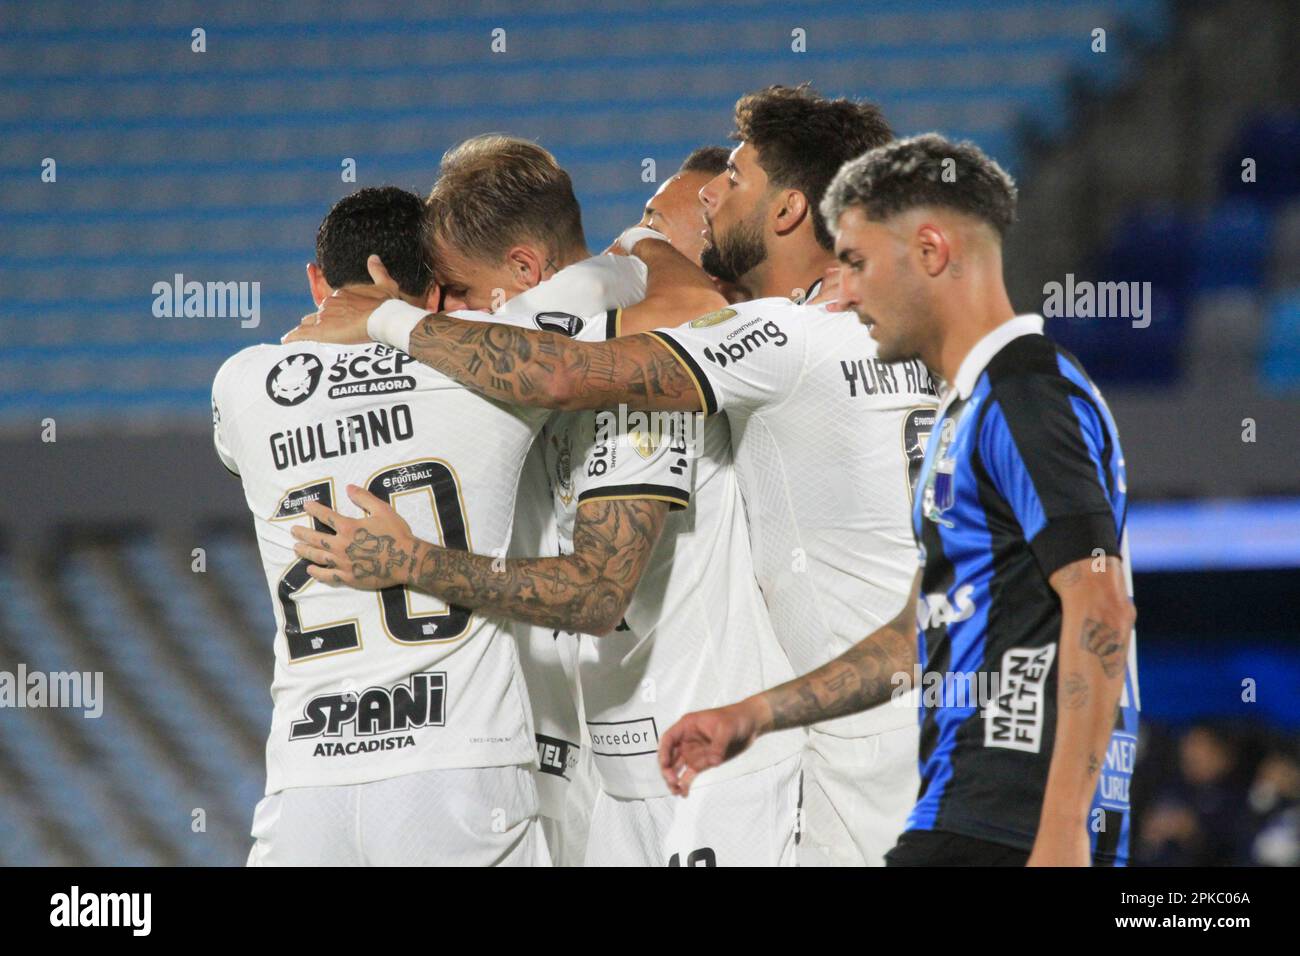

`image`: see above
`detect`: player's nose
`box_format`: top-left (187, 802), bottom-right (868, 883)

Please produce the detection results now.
top-left (698, 173), bottom-right (722, 210)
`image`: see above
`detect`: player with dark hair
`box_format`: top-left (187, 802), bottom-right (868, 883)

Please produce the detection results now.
top-left (664, 133), bottom-right (1141, 866)
top-left (311, 186), bottom-right (434, 300)
top-left (679, 145), bottom-right (731, 177)
top-left (633, 147), bottom-right (739, 299)
top-left (214, 185), bottom-right (575, 866)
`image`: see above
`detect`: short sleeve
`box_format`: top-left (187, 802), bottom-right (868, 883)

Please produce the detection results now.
top-left (647, 300), bottom-right (808, 416)
top-left (211, 359), bottom-right (240, 476)
top-left (497, 254), bottom-right (647, 319)
top-left (572, 409), bottom-right (695, 511)
top-left (978, 376), bottom-right (1120, 577)
top-left (449, 306), bottom-right (616, 342)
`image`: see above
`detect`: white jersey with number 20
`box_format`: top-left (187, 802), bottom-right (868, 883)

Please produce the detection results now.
top-left (212, 316), bottom-right (549, 795)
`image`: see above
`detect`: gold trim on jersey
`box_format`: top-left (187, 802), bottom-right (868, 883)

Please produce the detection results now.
top-left (646, 331), bottom-right (711, 415)
top-left (362, 457), bottom-right (477, 648)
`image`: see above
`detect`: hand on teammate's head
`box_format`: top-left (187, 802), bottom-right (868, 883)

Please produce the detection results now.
top-left (282, 257), bottom-right (401, 345)
top-left (820, 265), bottom-right (847, 312)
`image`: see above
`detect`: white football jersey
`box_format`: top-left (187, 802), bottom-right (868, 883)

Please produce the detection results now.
top-left (496, 253), bottom-right (804, 799)
top-left (492, 256), bottom-right (645, 818)
top-left (543, 401), bottom-right (804, 798)
top-left (650, 298), bottom-right (941, 736)
top-left (212, 326), bottom-right (550, 794)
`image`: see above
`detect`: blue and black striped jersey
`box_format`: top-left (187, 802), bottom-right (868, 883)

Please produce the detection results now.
top-left (907, 315), bottom-right (1139, 865)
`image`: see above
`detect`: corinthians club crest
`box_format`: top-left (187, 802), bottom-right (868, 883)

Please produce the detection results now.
top-left (267, 353), bottom-right (323, 406)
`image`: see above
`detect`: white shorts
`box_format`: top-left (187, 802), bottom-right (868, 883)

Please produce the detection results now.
top-left (247, 765), bottom-right (551, 867)
top-left (797, 723), bottom-right (919, 866)
top-left (584, 752), bottom-right (801, 867)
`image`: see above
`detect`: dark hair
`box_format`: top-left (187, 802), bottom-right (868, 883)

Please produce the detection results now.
top-left (679, 145), bottom-right (730, 177)
top-left (426, 134), bottom-right (586, 263)
top-left (821, 134), bottom-right (1018, 238)
top-left (315, 186), bottom-right (433, 297)
top-left (732, 83), bottom-right (893, 249)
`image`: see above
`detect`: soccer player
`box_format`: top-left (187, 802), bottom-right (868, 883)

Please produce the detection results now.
top-left (288, 86), bottom-right (941, 867)
top-left (664, 134), bottom-right (1140, 866)
top-left (631, 146), bottom-right (743, 303)
top-left (291, 142), bottom-right (808, 866)
top-left (212, 186), bottom-right (565, 865)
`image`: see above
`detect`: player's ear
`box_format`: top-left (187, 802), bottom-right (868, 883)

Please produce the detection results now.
top-left (772, 188), bottom-right (808, 237)
top-left (505, 245), bottom-right (545, 291)
top-left (306, 262), bottom-right (331, 306)
top-left (421, 283), bottom-right (442, 312)
top-left (915, 224), bottom-right (950, 278)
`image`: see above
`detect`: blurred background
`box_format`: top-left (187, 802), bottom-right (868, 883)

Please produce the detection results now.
top-left (0, 0), bottom-right (1297, 865)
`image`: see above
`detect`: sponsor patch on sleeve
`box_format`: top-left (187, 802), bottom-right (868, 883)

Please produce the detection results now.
top-left (689, 307), bottom-right (737, 328)
top-left (532, 311), bottom-right (586, 336)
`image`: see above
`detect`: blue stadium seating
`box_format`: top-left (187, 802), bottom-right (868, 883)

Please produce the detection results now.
top-left (0, 0), bottom-right (1169, 427)
top-left (1260, 289), bottom-right (1300, 391)
top-left (1223, 113), bottom-right (1300, 204)
top-left (1192, 199), bottom-right (1272, 292)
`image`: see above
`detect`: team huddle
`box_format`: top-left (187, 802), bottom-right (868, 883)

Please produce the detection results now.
top-left (212, 84), bottom-right (1139, 867)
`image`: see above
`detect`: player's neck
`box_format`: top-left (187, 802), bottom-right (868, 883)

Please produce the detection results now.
top-left (933, 281), bottom-right (1018, 388)
top-left (568, 245), bottom-right (593, 267)
top-left (747, 241), bottom-right (835, 302)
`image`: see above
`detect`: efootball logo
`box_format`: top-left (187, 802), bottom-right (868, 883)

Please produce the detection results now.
top-left (267, 354), bottom-right (323, 406)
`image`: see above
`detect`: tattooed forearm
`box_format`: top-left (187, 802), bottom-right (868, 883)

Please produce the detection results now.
top-left (407, 497), bottom-right (669, 635)
top-left (1081, 616), bottom-right (1128, 678)
top-left (405, 314), bottom-right (701, 412)
top-left (1063, 671), bottom-right (1088, 710)
top-left (763, 626), bottom-right (916, 731)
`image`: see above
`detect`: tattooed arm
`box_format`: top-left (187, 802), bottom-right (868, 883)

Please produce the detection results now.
top-left (658, 571), bottom-right (921, 795)
top-left (281, 256), bottom-right (705, 412)
top-left (618, 237), bottom-right (726, 336)
top-left (404, 496), bottom-right (668, 635)
top-left (1028, 555), bottom-right (1136, 867)
top-left (406, 318), bottom-right (702, 413)
top-left (292, 484), bottom-right (669, 637)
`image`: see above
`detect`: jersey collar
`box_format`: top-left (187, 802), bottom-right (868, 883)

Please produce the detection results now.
top-left (952, 313), bottom-right (1045, 399)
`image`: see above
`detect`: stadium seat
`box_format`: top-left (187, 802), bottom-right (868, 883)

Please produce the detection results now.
top-left (1223, 113), bottom-right (1300, 204)
top-left (1260, 289), bottom-right (1300, 391)
top-left (1192, 199), bottom-right (1272, 292)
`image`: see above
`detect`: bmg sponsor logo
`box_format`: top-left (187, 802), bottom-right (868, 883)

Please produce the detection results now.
top-left (702, 318), bottom-right (788, 368)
